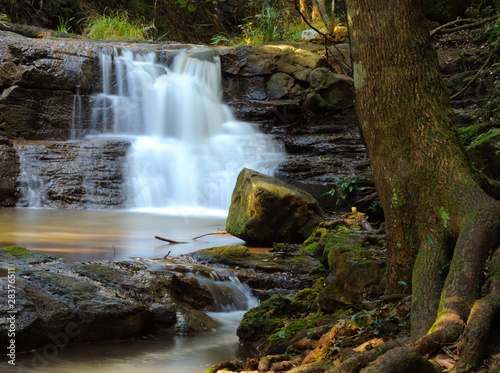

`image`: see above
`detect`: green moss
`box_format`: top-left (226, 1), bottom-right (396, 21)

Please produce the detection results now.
top-left (0, 246), bottom-right (31, 258)
top-left (238, 294), bottom-right (313, 342)
top-left (268, 319), bottom-right (314, 342)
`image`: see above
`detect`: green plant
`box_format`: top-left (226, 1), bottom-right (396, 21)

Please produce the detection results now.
top-left (324, 177), bottom-right (358, 205)
top-left (83, 10), bottom-right (147, 40)
top-left (0, 13), bottom-right (10, 22)
top-left (176, 0), bottom-right (226, 13)
top-left (57, 17), bottom-right (73, 33)
top-left (211, 34), bottom-right (231, 45)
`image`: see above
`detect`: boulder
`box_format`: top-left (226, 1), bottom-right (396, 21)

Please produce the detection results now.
top-left (226, 168), bottom-right (324, 246)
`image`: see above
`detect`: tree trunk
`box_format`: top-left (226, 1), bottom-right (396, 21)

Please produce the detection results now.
top-left (342, 0), bottom-right (500, 370)
top-left (300, 0), bottom-right (308, 22)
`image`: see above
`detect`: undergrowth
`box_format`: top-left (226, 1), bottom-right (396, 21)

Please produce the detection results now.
top-left (82, 9), bottom-right (148, 40)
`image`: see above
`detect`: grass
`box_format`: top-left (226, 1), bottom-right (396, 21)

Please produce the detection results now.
top-left (83, 10), bottom-right (147, 40)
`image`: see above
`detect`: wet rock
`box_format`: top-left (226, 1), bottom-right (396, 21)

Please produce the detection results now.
top-left (0, 138), bottom-right (20, 206)
top-left (189, 244), bottom-right (318, 274)
top-left (15, 139), bottom-right (131, 209)
top-left (226, 168), bottom-right (325, 246)
top-left (0, 250), bottom-right (240, 353)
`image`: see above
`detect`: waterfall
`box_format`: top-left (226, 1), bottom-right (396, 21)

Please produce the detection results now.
top-left (92, 47), bottom-right (286, 214)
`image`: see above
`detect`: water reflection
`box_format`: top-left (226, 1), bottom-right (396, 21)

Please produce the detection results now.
top-left (0, 208), bottom-right (243, 262)
top-left (8, 318), bottom-right (252, 373)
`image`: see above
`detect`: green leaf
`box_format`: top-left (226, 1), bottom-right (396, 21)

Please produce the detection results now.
top-left (428, 237), bottom-right (434, 244)
top-left (188, 4), bottom-right (195, 11)
top-left (397, 281), bottom-right (407, 286)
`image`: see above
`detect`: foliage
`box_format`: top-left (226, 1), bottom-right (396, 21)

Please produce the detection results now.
top-left (324, 176), bottom-right (358, 205)
top-left (83, 10), bottom-right (148, 40)
top-left (0, 12), bottom-right (10, 21)
top-left (176, 0), bottom-right (226, 13)
top-left (57, 16), bottom-right (73, 33)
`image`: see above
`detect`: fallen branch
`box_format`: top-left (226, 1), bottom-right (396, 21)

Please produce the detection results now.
top-left (154, 235), bottom-right (187, 244)
top-left (0, 21), bottom-right (78, 38)
top-left (430, 14), bottom-right (500, 36)
top-left (192, 231), bottom-right (228, 240)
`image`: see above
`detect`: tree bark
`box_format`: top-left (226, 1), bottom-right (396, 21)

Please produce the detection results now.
top-left (343, 0), bottom-right (500, 364)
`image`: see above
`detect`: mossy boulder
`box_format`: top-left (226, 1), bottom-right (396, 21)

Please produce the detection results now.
top-left (237, 294), bottom-right (312, 345)
top-left (304, 224), bottom-right (387, 312)
top-left (226, 168), bottom-right (325, 246)
top-left (0, 245), bottom-right (56, 266)
top-left (305, 67), bottom-right (354, 110)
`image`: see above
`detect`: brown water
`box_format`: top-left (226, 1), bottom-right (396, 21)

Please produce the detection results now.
top-left (0, 208), bottom-right (243, 262)
top-left (5, 312), bottom-right (251, 373)
top-left (0, 208), bottom-right (253, 373)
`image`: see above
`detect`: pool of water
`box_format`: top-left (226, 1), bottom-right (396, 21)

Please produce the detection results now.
top-left (0, 208), bottom-right (244, 262)
top-left (4, 311), bottom-right (253, 373)
top-left (0, 208), bottom-right (254, 373)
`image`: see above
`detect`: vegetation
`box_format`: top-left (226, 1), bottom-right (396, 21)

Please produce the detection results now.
top-left (82, 10), bottom-right (148, 40)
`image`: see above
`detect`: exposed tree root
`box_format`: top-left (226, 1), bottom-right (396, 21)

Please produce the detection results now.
top-left (360, 346), bottom-right (440, 373)
top-left (332, 339), bottom-right (406, 373)
top-left (452, 249), bottom-right (500, 372)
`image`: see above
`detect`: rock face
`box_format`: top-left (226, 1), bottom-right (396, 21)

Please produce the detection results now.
top-left (15, 139), bottom-right (130, 209)
top-left (226, 168), bottom-right (324, 246)
top-left (0, 136), bottom-right (20, 206)
top-left (0, 31), bottom-right (496, 213)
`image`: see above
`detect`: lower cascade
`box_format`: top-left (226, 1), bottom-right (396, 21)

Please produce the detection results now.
top-left (88, 46), bottom-right (286, 214)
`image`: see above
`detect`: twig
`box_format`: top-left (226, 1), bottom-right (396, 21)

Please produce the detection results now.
top-left (192, 231), bottom-right (228, 240)
top-left (154, 235), bottom-right (187, 244)
top-left (430, 14), bottom-right (500, 37)
top-left (112, 245), bottom-right (116, 261)
top-left (164, 251), bottom-right (171, 259)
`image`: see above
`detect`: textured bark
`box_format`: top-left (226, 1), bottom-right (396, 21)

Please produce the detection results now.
top-left (343, 0), bottom-right (500, 370)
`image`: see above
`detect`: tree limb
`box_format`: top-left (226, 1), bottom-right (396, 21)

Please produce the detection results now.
top-left (430, 14), bottom-right (500, 37)
top-left (154, 235), bottom-right (187, 244)
top-left (0, 21), bottom-right (78, 38)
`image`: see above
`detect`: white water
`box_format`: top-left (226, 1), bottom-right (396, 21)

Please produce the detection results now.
top-left (91, 47), bottom-right (286, 214)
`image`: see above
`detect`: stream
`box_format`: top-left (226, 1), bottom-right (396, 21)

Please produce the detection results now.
top-left (1, 208), bottom-right (256, 373)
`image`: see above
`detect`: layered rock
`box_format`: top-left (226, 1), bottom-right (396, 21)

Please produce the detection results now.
top-left (0, 246), bottom-right (241, 353)
top-left (0, 136), bottom-right (19, 206)
top-left (226, 168), bottom-right (324, 246)
top-left (15, 139), bottom-right (130, 209)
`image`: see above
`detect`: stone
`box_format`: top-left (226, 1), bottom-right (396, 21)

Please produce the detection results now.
top-left (305, 68), bottom-right (354, 110)
top-left (266, 72), bottom-right (295, 100)
top-left (303, 229), bottom-right (387, 312)
top-left (226, 168), bottom-right (325, 246)
top-left (301, 29), bottom-right (319, 40)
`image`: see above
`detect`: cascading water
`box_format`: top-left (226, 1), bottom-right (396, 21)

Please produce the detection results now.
top-left (92, 47), bottom-right (286, 214)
